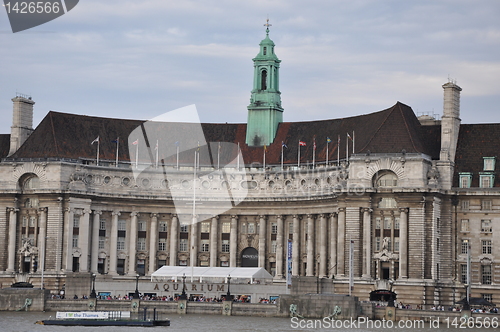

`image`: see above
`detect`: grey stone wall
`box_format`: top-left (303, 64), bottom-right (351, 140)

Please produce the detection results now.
top-left (279, 294), bottom-right (359, 319)
top-left (0, 288), bottom-right (49, 311)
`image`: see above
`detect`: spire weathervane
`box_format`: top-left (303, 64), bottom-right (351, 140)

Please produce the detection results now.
top-left (264, 18), bottom-right (272, 34)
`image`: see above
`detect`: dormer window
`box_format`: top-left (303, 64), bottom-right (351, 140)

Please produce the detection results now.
top-left (479, 173), bottom-right (494, 188)
top-left (459, 172), bottom-right (472, 188)
top-left (483, 157), bottom-right (496, 171)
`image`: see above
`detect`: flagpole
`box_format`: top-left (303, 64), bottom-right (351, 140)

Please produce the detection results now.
top-left (96, 138), bottom-right (100, 166)
top-left (352, 131), bottom-right (355, 154)
top-left (115, 137), bottom-right (119, 167)
top-left (326, 139), bottom-right (329, 166)
top-left (192, 149), bottom-right (197, 283)
top-left (346, 133), bottom-right (349, 162)
top-left (263, 146), bottom-right (266, 170)
top-left (297, 141), bottom-right (300, 167)
top-left (217, 142), bottom-right (221, 170)
top-left (349, 239), bottom-right (354, 297)
top-left (155, 140), bottom-right (159, 169)
top-left (237, 142), bottom-right (240, 170)
top-left (281, 142), bottom-right (284, 171)
top-left (312, 138), bottom-right (316, 169)
top-left (337, 135), bottom-right (340, 166)
top-left (176, 144), bottom-right (179, 169)
top-left (135, 141), bottom-right (139, 168)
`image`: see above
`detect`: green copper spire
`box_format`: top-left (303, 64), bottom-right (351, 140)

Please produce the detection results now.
top-left (245, 19), bottom-right (283, 147)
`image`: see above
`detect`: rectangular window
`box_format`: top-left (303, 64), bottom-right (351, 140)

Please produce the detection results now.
top-left (461, 239), bottom-right (469, 254)
top-left (482, 265), bottom-right (492, 284)
top-left (460, 264), bottom-right (467, 284)
top-left (460, 219), bottom-right (469, 232)
top-left (138, 220), bottom-right (146, 232)
top-left (240, 223), bottom-right (247, 233)
top-left (99, 219), bottom-right (106, 230)
top-left (201, 222), bottom-right (210, 233)
top-left (137, 238), bottom-right (146, 251)
top-left (179, 238), bottom-right (188, 252)
top-left (248, 222), bottom-right (255, 234)
top-left (482, 240), bottom-right (492, 254)
top-left (158, 238), bottom-right (167, 251)
top-left (72, 235), bottom-right (78, 248)
top-left (461, 200), bottom-right (469, 211)
top-left (117, 237), bottom-right (125, 250)
top-left (271, 222), bottom-right (278, 234)
top-left (482, 294), bottom-right (493, 302)
top-left (480, 174), bottom-right (494, 188)
top-left (118, 219), bottom-right (126, 231)
top-left (375, 218), bottom-right (381, 229)
top-left (483, 157), bottom-right (496, 171)
top-left (222, 222), bottom-right (230, 233)
top-left (29, 216), bottom-right (36, 227)
top-left (436, 238), bottom-right (440, 253)
top-left (394, 238), bottom-right (399, 252)
top-left (436, 218), bottom-right (440, 232)
top-left (288, 222), bottom-right (293, 234)
top-left (482, 200), bottom-right (492, 211)
top-left (201, 240), bottom-right (209, 252)
top-left (73, 215), bottom-right (80, 228)
top-left (459, 173), bottom-right (472, 188)
top-left (221, 239), bottom-right (230, 253)
top-left (22, 216), bottom-right (28, 227)
top-left (375, 237), bottom-right (380, 251)
top-left (384, 217), bottom-right (392, 229)
top-left (394, 218), bottom-right (400, 230)
top-left (98, 236), bottom-right (105, 249)
top-left (159, 221), bottom-right (167, 232)
top-left (180, 224), bottom-right (188, 233)
top-left (481, 219), bottom-right (492, 233)
top-left (271, 240), bottom-right (277, 253)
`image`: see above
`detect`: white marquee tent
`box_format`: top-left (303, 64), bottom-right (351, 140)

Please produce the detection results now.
top-left (150, 266), bottom-right (274, 284)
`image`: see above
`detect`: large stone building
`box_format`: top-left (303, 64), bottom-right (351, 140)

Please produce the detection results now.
top-left (1, 28), bottom-right (499, 307)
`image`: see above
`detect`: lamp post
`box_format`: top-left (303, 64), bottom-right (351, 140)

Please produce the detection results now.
top-left (90, 273), bottom-right (97, 299)
top-left (226, 275), bottom-right (232, 301)
top-left (133, 274), bottom-right (140, 299)
top-left (180, 273), bottom-right (187, 300)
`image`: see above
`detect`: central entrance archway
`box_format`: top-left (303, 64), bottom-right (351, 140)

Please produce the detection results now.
top-left (241, 247), bottom-right (258, 267)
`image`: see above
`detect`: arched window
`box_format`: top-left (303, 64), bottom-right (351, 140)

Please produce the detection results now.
top-left (261, 70), bottom-right (267, 90)
top-left (373, 171), bottom-right (398, 188)
top-left (20, 174), bottom-right (40, 191)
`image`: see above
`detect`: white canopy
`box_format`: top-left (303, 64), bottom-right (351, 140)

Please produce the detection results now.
top-left (150, 266), bottom-right (273, 283)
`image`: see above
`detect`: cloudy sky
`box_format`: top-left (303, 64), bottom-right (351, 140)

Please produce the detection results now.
top-left (1, 0), bottom-right (499, 135)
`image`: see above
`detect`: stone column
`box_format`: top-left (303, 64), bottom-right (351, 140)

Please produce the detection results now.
top-left (149, 213), bottom-right (159, 274)
top-left (109, 211), bottom-right (120, 275)
top-left (230, 215), bottom-right (238, 267)
top-left (7, 208), bottom-right (18, 272)
top-left (292, 215), bottom-right (300, 276)
top-left (319, 214), bottom-right (327, 278)
top-left (210, 216), bottom-right (219, 267)
top-left (329, 213), bottom-right (338, 278)
top-left (276, 215), bottom-right (284, 278)
top-left (128, 212), bottom-right (139, 275)
top-left (337, 208), bottom-right (346, 277)
top-left (170, 215), bottom-right (178, 266)
top-left (362, 208), bottom-right (372, 278)
top-left (258, 215), bottom-right (266, 268)
top-left (399, 208), bottom-right (409, 279)
top-left (190, 215), bottom-right (198, 267)
top-left (306, 215), bottom-right (315, 276)
top-left (38, 208), bottom-right (47, 276)
top-left (64, 208), bottom-right (74, 272)
top-left (79, 209), bottom-right (91, 272)
top-left (90, 210), bottom-right (102, 273)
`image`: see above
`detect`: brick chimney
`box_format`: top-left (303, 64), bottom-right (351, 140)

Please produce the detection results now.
top-left (8, 94), bottom-right (34, 156)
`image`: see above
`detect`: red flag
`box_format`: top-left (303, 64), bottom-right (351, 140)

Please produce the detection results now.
top-left (313, 139), bottom-right (316, 150)
top-left (299, 141), bottom-right (306, 146)
top-left (132, 139), bottom-right (139, 145)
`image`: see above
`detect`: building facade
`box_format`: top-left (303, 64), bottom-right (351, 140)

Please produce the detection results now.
top-left (1, 29), bottom-right (499, 307)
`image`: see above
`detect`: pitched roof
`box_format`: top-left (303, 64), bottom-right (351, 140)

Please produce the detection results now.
top-left (8, 102), bottom-right (434, 167)
top-left (0, 134), bottom-right (10, 158)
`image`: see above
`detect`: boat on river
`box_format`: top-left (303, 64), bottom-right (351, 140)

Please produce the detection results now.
top-left (35, 310), bottom-right (170, 327)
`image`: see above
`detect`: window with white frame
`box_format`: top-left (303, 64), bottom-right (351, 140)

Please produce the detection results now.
top-left (201, 240), bottom-right (209, 252)
top-left (240, 223), bottom-right (247, 233)
top-left (483, 157), bottom-right (496, 171)
top-left (29, 216), bottom-right (36, 227)
top-left (482, 265), bottom-right (492, 284)
top-left (72, 235), bottom-right (78, 248)
top-left (98, 236), bottom-right (105, 249)
top-left (459, 173), bottom-right (472, 188)
top-left (271, 240), bottom-right (277, 253)
top-left (201, 222), bottom-right (210, 233)
top-left (375, 218), bottom-right (381, 229)
top-left (73, 215), bottom-right (80, 228)
top-left (480, 174), bottom-right (494, 188)
top-left (118, 219), bottom-right (126, 231)
top-left (247, 222), bottom-right (255, 234)
top-left (137, 238), bottom-right (146, 251)
top-left (384, 217), bottom-right (392, 229)
top-left (394, 238), bottom-right (399, 252)
top-left (481, 219), bottom-right (492, 233)
top-left (461, 200), bottom-right (469, 211)
top-left (99, 219), bottom-right (106, 230)
top-left (461, 219), bottom-right (470, 232)
top-left (394, 217), bottom-right (400, 229)
top-left (482, 200), bottom-right (492, 211)
top-left (159, 221), bottom-right (167, 232)
top-left (138, 220), bottom-right (146, 232)
top-left (117, 237), bottom-right (125, 250)
top-left (158, 238), bottom-right (167, 251)
top-left (22, 216), bottom-right (28, 227)
top-left (221, 239), bottom-right (230, 253)
top-left (482, 240), bottom-right (492, 254)
top-left (222, 222), bottom-right (230, 233)
top-left (180, 224), bottom-right (188, 233)
top-left (375, 237), bottom-right (380, 251)
top-left (179, 238), bottom-right (188, 252)
top-left (460, 264), bottom-right (467, 284)
top-left (271, 222), bottom-right (278, 234)
top-left (461, 239), bottom-right (469, 254)
top-left (482, 293), bottom-right (493, 302)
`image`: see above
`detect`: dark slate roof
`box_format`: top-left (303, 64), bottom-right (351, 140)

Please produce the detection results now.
top-left (0, 134), bottom-right (10, 158)
top-left (8, 102), bottom-right (435, 167)
top-left (454, 123), bottom-right (500, 187)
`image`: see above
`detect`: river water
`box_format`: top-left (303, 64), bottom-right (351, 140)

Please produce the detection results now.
top-left (0, 311), bottom-right (494, 331)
